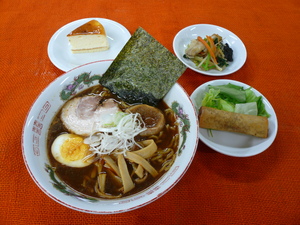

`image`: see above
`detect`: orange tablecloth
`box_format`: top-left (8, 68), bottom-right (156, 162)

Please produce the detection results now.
top-left (1, 0), bottom-right (299, 224)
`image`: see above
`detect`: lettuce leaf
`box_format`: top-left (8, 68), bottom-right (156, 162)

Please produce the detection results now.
top-left (245, 88), bottom-right (270, 117)
top-left (201, 83), bottom-right (270, 118)
top-left (235, 102), bottom-right (257, 115)
top-left (209, 83), bottom-right (246, 103)
top-left (256, 96), bottom-right (270, 117)
top-left (201, 89), bottom-right (235, 112)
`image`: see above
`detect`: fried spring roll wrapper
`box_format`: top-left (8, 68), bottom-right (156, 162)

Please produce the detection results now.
top-left (199, 106), bottom-right (268, 138)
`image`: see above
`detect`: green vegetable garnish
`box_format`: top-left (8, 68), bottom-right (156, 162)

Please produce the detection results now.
top-left (201, 83), bottom-right (270, 118)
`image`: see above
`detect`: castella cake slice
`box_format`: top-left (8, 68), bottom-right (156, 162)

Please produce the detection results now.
top-left (67, 20), bottom-right (109, 53)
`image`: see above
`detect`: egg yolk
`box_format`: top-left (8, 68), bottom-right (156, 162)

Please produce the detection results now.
top-left (60, 135), bottom-right (90, 161)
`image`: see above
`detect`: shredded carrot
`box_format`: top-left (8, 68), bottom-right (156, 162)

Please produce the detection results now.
top-left (197, 36), bottom-right (218, 64)
top-left (206, 35), bottom-right (216, 54)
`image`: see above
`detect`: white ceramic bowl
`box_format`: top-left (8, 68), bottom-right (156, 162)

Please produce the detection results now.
top-left (22, 60), bottom-right (199, 214)
top-left (190, 79), bottom-right (278, 157)
top-left (173, 24), bottom-right (247, 76)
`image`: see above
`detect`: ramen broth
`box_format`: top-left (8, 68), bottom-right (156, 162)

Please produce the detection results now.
top-left (47, 85), bottom-right (179, 198)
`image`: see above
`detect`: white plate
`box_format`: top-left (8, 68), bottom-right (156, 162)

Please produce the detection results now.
top-left (190, 79), bottom-right (278, 157)
top-left (22, 60), bottom-right (199, 214)
top-left (173, 24), bottom-right (247, 76)
top-left (48, 18), bottom-right (131, 71)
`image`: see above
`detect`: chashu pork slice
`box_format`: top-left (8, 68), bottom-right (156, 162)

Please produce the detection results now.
top-left (61, 95), bottom-right (121, 136)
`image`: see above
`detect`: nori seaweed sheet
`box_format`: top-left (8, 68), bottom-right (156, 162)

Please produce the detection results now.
top-left (99, 27), bottom-right (186, 106)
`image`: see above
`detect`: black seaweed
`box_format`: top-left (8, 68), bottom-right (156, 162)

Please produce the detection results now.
top-left (99, 27), bottom-right (186, 106)
top-left (223, 43), bottom-right (233, 62)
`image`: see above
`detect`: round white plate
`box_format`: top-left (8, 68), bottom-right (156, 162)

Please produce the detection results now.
top-left (48, 18), bottom-right (131, 71)
top-left (190, 79), bottom-right (278, 157)
top-left (173, 24), bottom-right (247, 76)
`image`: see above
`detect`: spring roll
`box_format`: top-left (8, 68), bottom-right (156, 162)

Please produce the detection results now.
top-left (199, 106), bottom-right (268, 138)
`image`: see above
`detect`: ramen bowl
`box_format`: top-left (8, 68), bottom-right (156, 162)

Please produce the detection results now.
top-left (22, 60), bottom-right (199, 214)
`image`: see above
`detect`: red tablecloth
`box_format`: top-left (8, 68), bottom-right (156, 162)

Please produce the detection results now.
top-left (1, 0), bottom-right (299, 224)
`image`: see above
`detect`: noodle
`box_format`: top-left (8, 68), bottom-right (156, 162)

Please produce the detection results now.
top-left (159, 154), bottom-right (176, 172)
top-left (148, 130), bottom-right (164, 143)
top-left (167, 134), bottom-right (179, 149)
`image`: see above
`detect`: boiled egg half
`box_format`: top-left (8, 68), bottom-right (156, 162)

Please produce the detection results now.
top-left (51, 133), bottom-right (95, 167)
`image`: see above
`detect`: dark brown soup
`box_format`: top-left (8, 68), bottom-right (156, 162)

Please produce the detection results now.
top-left (47, 85), bottom-right (179, 199)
